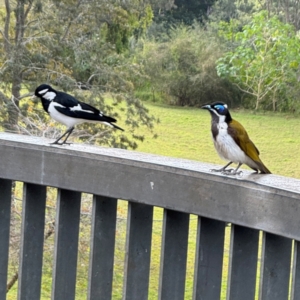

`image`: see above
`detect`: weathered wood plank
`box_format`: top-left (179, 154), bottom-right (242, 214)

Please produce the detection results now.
top-left (158, 209), bottom-right (189, 300)
top-left (193, 217), bottom-right (225, 300)
top-left (18, 183), bottom-right (46, 300)
top-left (52, 189), bottom-right (81, 300)
top-left (226, 225), bottom-right (259, 300)
top-left (0, 133), bottom-right (299, 241)
top-left (0, 179), bottom-right (12, 299)
top-left (123, 202), bottom-right (153, 300)
top-left (88, 195), bottom-right (118, 300)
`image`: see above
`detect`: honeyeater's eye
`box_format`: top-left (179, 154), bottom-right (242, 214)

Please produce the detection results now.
top-left (215, 105), bottom-right (225, 113)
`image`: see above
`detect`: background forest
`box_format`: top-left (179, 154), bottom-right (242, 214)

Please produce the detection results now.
top-left (1, 0), bottom-right (300, 149)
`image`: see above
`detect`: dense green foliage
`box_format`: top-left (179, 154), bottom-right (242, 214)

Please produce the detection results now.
top-left (132, 25), bottom-right (240, 107)
top-left (155, 0), bottom-right (215, 26)
top-left (217, 11), bottom-right (300, 111)
top-left (132, 0), bottom-right (300, 112)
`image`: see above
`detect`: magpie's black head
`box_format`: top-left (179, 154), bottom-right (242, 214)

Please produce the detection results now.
top-left (201, 102), bottom-right (232, 123)
top-left (35, 84), bottom-right (57, 100)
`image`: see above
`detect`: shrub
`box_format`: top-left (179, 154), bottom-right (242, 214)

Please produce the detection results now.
top-left (133, 24), bottom-right (241, 107)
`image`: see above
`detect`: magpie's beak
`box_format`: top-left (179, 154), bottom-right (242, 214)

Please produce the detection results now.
top-left (31, 94), bottom-right (39, 103)
top-left (201, 104), bottom-right (211, 110)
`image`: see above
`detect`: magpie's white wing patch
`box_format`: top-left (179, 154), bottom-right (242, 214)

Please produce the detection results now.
top-left (70, 104), bottom-right (94, 114)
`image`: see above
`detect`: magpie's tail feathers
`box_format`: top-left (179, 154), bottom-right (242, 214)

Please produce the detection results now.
top-left (101, 114), bottom-right (117, 123)
top-left (102, 121), bottom-right (124, 131)
top-left (100, 114), bottom-right (124, 131)
top-left (111, 123), bottom-right (124, 131)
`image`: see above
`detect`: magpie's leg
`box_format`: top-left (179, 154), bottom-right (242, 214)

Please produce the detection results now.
top-left (51, 131), bottom-right (69, 145)
top-left (210, 161), bottom-right (233, 173)
top-left (60, 127), bottom-right (74, 145)
top-left (51, 127), bottom-right (74, 145)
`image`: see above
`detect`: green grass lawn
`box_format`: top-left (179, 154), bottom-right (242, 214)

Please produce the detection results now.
top-left (134, 102), bottom-right (300, 179)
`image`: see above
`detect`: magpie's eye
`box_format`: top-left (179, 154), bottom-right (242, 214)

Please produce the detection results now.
top-left (215, 105), bottom-right (225, 113)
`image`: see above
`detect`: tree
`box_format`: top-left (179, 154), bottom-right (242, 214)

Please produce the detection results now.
top-left (208, 0), bottom-right (258, 27)
top-left (216, 11), bottom-right (300, 111)
top-left (263, 0), bottom-right (300, 30)
top-left (153, 0), bottom-right (216, 26)
top-left (0, 0), bottom-right (157, 149)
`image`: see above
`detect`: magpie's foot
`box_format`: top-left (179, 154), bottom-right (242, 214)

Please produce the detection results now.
top-left (50, 141), bottom-right (72, 146)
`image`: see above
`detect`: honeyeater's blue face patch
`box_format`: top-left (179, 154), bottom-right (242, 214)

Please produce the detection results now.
top-left (214, 104), bottom-right (226, 114)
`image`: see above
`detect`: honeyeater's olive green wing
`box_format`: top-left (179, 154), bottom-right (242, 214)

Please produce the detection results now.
top-left (228, 119), bottom-right (271, 174)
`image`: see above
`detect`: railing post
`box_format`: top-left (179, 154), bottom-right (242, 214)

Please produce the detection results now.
top-left (52, 189), bottom-right (81, 300)
top-left (88, 195), bottom-right (118, 300)
top-left (0, 179), bottom-right (12, 299)
top-left (291, 240), bottom-right (300, 300)
top-left (18, 183), bottom-right (47, 300)
top-left (226, 225), bottom-right (259, 300)
top-left (158, 209), bottom-right (189, 300)
top-left (259, 232), bottom-right (292, 300)
top-left (193, 217), bottom-right (225, 300)
top-left (123, 202), bottom-right (153, 300)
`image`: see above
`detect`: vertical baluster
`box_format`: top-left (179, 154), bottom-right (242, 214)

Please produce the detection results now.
top-left (0, 179), bottom-right (12, 299)
top-left (158, 209), bottom-right (189, 300)
top-left (226, 225), bottom-right (259, 300)
top-left (123, 202), bottom-right (153, 300)
top-left (88, 195), bottom-right (118, 300)
top-left (259, 232), bottom-right (292, 300)
top-left (18, 183), bottom-right (46, 300)
top-left (291, 240), bottom-right (300, 300)
top-left (52, 189), bottom-right (81, 300)
top-left (193, 217), bottom-right (226, 300)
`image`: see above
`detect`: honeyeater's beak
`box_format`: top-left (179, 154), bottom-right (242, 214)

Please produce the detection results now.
top-left (201, 104), bottom-right (211, 110)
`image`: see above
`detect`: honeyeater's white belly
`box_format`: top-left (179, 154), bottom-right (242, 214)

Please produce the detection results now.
top-left (213, 123), bottom-right (257, 169)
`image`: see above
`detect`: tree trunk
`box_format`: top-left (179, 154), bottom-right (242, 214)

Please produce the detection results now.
top-left (6, 76), bottom-right (22, 132)
top-left (272, 88), bottom-right (277, 111)
top-left (4, 0), bottom-right (27, 132)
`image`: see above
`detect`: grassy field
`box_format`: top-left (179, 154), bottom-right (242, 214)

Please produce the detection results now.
top-left (6, 101), bottom-right (300, 299)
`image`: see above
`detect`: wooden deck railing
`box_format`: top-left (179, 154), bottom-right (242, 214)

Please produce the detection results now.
top-left (0, 132), bottom-right (299, 300)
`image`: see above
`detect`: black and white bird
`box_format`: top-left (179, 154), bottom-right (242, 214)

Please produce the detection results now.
top-left (202, 102), bottom-right (271, 175)
top-left (34, 84), bottom-right (124, 145)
